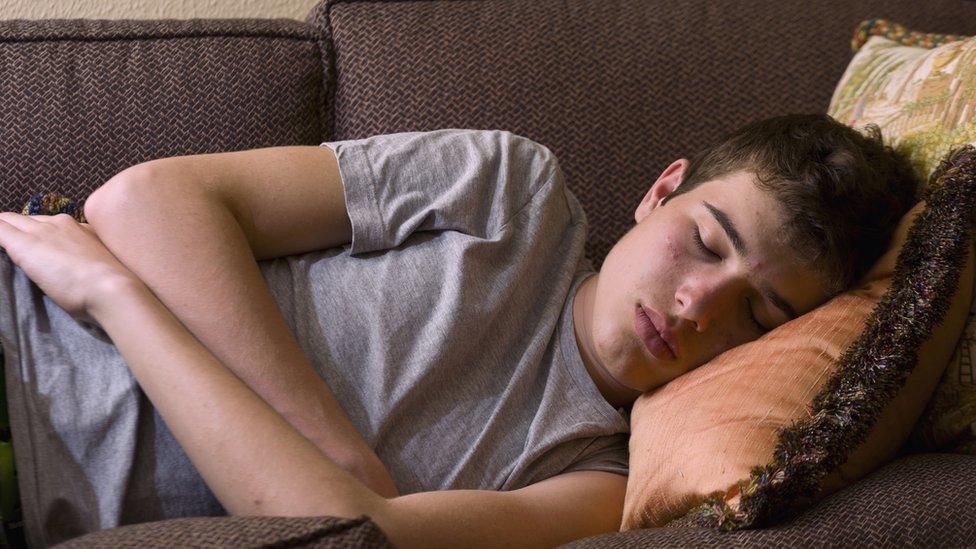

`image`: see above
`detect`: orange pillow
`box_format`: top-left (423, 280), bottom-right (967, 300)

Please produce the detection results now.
top-left (622, 148), bottom-right (976, 530)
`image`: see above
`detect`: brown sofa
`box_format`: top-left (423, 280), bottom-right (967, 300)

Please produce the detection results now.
top-left (2, 0), bottom-right (975, 546)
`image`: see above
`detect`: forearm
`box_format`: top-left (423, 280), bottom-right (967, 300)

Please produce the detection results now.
top-left (88, 279), bottom-right (611, 549)
top-left (84, 173), bottom-right (398, 497)
top-left (88, 277), bottom-right (387, 517)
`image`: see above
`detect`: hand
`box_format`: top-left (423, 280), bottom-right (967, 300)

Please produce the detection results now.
top-left (0, 212), bottom-right (143, 325)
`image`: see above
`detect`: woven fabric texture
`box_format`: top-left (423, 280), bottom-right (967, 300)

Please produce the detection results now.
top-left (52, 514), bottom-right (392, 548)
top-left (0, 18), bottom-right (326, 216)
top-left (563, 453), bottom-right (976, 548)
top-left (310, 0), bottom-right (976, 270)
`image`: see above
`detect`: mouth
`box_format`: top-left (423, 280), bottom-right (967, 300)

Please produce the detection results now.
top-left (635, 304), bottom-right (678, 360)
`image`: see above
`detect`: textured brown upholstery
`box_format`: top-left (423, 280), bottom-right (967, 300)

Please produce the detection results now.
top-left (0, 18), bottom-right (326, 214)
top-left (563, 453), bottom-right (976, 548)
top-left (54, 514), bottom-right (391, 548)
top-left (8, 0), bottom-right (976, 547)
top-left (309, 0), bottom-right (976, 270)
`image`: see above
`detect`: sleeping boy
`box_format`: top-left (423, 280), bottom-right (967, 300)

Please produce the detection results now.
top-left (0, 113), bottom-right (917, 546)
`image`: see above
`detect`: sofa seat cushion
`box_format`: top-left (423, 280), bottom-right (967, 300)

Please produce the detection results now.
top-left (53, 514), bottom-right (391, 548)
top-left (565, 453), bottom-right (976, 548)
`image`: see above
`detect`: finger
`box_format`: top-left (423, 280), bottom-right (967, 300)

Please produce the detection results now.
top-left (0, 218), bottom-right (23, 252)
top-left (0, 218), bottom-right (24, 234)
top-left (0, 212), bottom-right (42, 231)
top-left (28, 214), bottom-right (60, 223)
top-left (42, 213), bottom-right (78, 227)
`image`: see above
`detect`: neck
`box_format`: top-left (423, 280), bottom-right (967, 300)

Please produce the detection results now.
top-left (573, 273), bottom-right (642, 409)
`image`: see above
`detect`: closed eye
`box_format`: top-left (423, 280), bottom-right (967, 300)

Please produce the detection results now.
top-left (695, 225), bottom-right (768, 332)
top-left (747, 299), bottom-right (767, 333)
top-left (693, 226), bottom-right (720, 259)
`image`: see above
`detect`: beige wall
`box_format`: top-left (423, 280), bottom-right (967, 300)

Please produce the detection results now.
top-left (0, 0), bottom-right (321, 21)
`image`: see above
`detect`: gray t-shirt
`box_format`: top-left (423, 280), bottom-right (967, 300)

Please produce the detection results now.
top-left (305, 129), bottom-right (631, 492)
top-left (0, 128), bottom-right (629, 547)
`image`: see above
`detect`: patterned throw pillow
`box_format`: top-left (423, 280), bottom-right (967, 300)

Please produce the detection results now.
top-left (828, 19), bottom-right (976, 454)
top-left (829, 19), bottom-right (975, 182)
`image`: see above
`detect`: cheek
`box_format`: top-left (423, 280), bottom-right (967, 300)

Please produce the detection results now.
top-left (689, 330), bottom-right (741, 369)
top-left (711, 325), bottom-right (752, 356)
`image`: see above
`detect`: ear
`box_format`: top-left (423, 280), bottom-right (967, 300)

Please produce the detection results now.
top-left (635, 158), bottom-right (690, 224)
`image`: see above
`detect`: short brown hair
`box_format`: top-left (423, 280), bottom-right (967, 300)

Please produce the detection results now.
top-left (661, 113), bottom-right (919, 295)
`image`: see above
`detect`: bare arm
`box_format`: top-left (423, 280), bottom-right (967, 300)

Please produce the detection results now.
top-left (89, 279), bottom-right (627, 548)
top-left (83, 147), bottom-right (398, 497)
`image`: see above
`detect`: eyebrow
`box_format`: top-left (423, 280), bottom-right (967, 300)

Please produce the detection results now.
top-left (702, 201), bottom-right (799, 321)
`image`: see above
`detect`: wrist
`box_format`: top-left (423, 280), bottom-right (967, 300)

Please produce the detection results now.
top-left (87, 274), bottom-right (148, 322)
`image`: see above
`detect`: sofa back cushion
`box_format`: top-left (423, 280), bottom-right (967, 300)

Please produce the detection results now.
top-left (0, 19), bottom-right (326, 212)
top-left (311, 0), bottom-right (976, 268)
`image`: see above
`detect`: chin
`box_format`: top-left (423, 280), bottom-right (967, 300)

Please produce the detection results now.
top-left (602, 346), bottom-right (652, 389)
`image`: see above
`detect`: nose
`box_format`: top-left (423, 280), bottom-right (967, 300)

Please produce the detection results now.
top-left (674, 268), bottom-right (742, 332)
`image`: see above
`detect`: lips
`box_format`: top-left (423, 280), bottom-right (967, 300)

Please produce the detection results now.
top-left (635, 304), bottom-right (678, 360)
top-left (634, 305), bottom-right (677, 360)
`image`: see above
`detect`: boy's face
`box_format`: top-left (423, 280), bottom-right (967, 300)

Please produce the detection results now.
top-left (583, 159), bottom-right (833, 394)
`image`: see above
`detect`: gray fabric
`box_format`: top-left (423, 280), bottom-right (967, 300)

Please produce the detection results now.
top-left (1, 128), bottom-right (630, 547)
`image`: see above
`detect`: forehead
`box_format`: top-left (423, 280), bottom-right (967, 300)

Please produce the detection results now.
top-left (677, 171), bottom-right (790, 248)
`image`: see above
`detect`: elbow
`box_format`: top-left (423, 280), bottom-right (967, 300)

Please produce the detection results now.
top-left (84, 162), bottom-right (160, 224)
top-left (302, 489), bottom-right (392, 533)
top-left (84, 158), bottom-right (197, 228)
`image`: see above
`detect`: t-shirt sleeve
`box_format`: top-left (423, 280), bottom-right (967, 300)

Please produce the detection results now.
top-left (560, 434), bottom-right (630, 477)
top-left (320, 128), bottom-right (559, 256)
